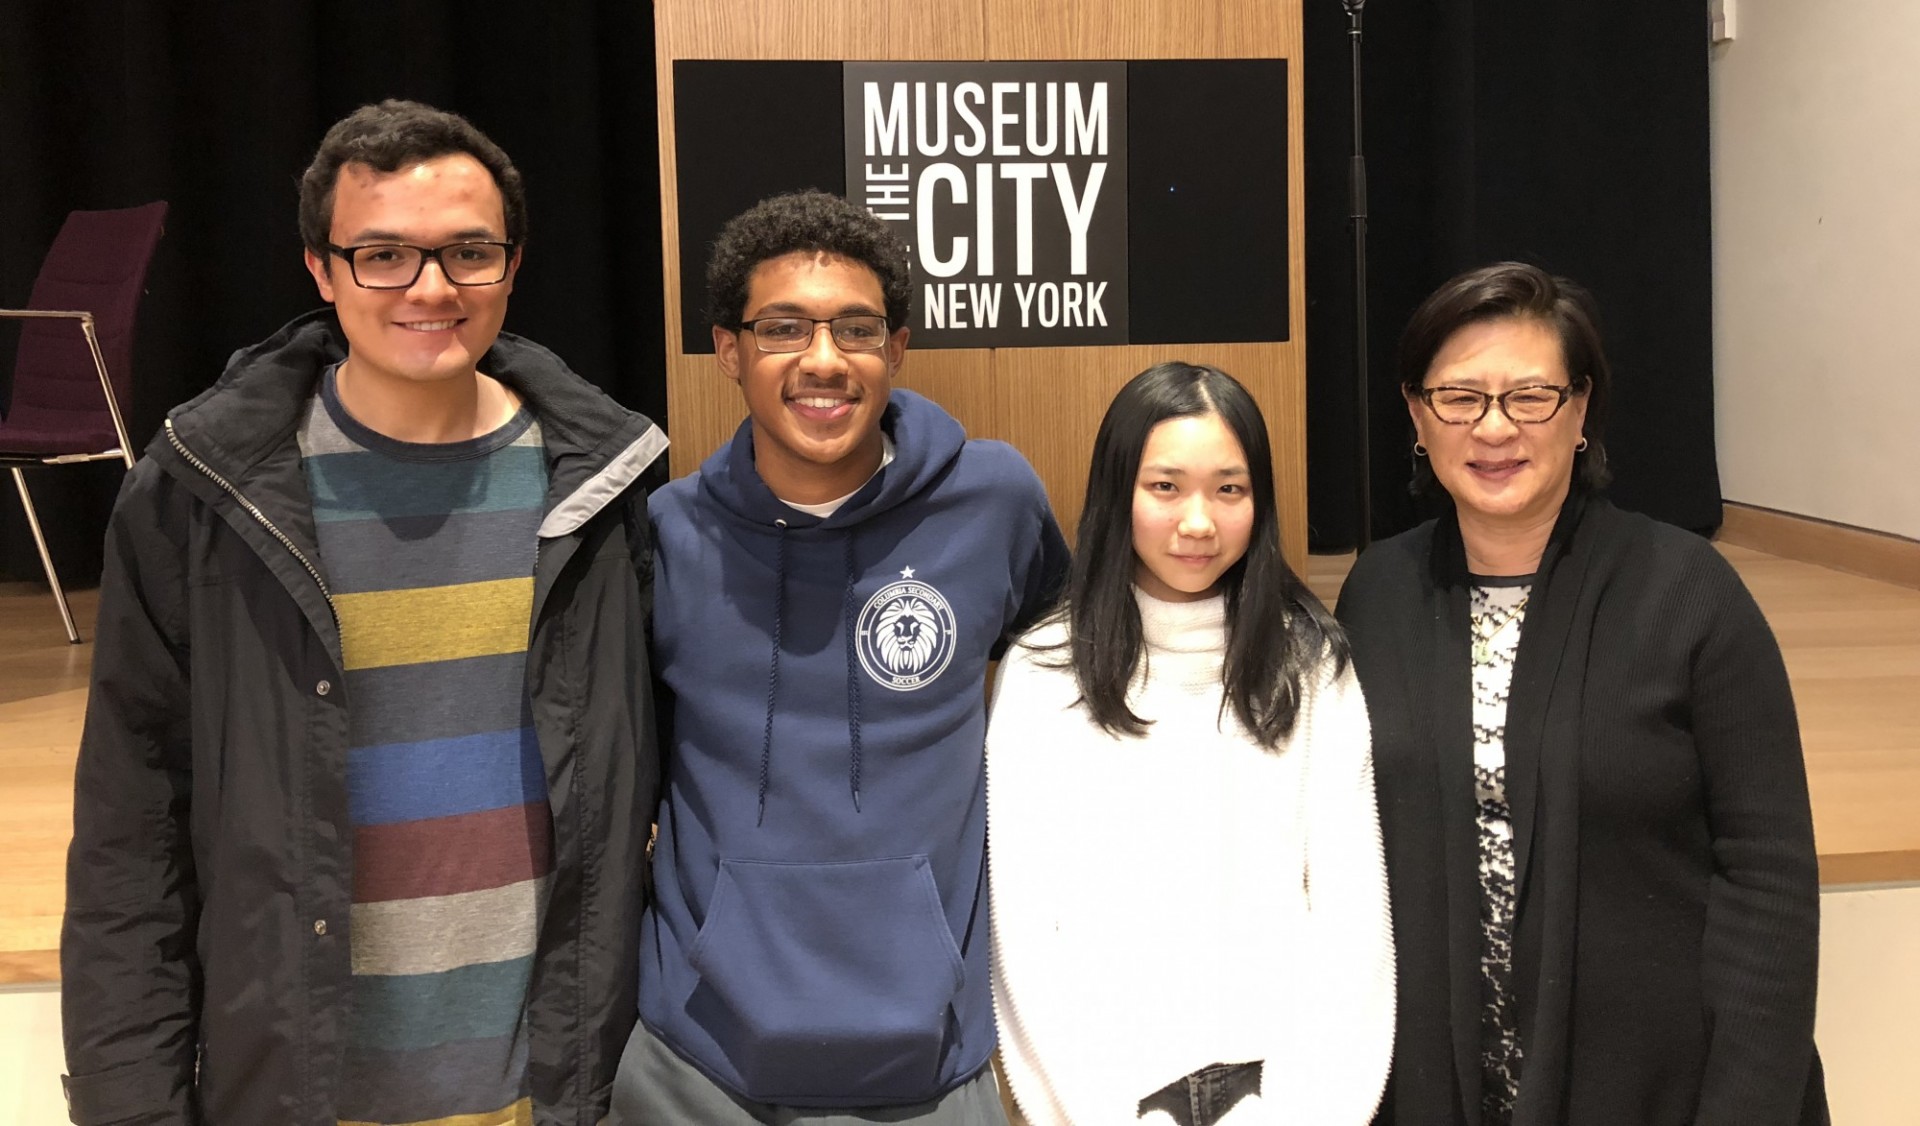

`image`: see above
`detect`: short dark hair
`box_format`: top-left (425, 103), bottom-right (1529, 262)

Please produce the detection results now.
top-left (1057, 362), bottom-right (1348, 748)
top-left (298, 99), bottom-right (527, 255)
top-left (1397, 261), bottom-right (1612, 495)
top-left (704, 190), bottom-right (913, 330)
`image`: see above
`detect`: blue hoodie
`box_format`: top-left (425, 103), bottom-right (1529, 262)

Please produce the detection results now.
top-left (639, 390), bottom-right (1069, 1107)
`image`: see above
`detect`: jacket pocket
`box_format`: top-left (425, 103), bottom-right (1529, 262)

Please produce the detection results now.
top-left (687, 854), bottom-right (964, 1103)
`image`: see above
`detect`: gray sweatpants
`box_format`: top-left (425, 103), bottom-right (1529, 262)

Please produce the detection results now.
top-left (609, 1020), bottom-right (1010, 1126)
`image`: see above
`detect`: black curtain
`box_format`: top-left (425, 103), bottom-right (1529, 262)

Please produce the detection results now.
top-left (0, 0), bottom-right (664, 586)
top-left (5, 1), bottom-right (1719, 578)
top-left (1304, 1), bottom-right (1720, 549)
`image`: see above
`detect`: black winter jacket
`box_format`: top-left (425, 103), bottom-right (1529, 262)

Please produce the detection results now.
top-left (59, 311), bottom-right (666, 1126)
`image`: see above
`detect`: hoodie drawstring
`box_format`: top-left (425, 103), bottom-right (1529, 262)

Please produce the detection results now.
top-left (757, 520), bottom-right (867, 822)
top-left (842, 534), bottom-right (864, 812)
top-left (756, 519), bottom-right (789, 825)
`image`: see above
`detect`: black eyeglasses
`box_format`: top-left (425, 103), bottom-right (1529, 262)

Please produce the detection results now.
top-left (1417, 384), bottom-right (1577, 425)
top-left (738, 315), bottom-right (891, 353)
top-left (324, 241), bottom-right (516, 289)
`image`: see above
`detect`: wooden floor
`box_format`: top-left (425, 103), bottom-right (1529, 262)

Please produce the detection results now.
top-left (1307, 542), bottom-right (1920, 886)
top-left (3, 542), bottom-right (1917, 985)
top-left (0, 583), bottom-right (96, 985)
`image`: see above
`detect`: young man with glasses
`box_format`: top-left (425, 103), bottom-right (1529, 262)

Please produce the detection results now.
top-left (611, 190), bottom-right (1068, 1125)
top-left (61, 99), bottom-right (666, 1125)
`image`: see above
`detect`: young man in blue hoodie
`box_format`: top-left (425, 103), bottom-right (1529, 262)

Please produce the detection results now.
top-left (613, 190), bottom-right (1069, 1123)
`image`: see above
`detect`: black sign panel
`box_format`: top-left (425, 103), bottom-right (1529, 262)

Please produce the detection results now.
top-left (672, 59), bottom-right (1287, 354)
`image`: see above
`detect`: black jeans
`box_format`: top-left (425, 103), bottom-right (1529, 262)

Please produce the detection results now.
top-left (1137, 1060), bottom-right (1263, 1126)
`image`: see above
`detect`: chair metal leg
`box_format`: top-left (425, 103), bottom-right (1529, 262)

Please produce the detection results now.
top-left (10, 467), bottom-right (81, 644)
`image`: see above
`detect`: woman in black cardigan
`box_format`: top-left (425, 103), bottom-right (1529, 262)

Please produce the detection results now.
top-left (1337, 262), bottom-right (1826, 1126)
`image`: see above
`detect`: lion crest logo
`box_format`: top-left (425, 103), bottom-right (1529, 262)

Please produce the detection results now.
top-left (856, 568), bottom-right (957, 691)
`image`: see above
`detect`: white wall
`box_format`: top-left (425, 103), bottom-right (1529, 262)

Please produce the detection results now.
top-left (0, 985), bottom-right (63, 1124)
top-left (1816, 885), bottom-right (1920, 1124)
top-left (1711, 0), bottom-right (1920, 540)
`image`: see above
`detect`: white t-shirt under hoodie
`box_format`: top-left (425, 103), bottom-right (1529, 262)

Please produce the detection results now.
top-left (988, 590), bottom-right (1393, 1125)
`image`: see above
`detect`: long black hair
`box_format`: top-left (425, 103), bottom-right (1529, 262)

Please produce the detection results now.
top-left (1056, 362), bottom-right (1348, 747)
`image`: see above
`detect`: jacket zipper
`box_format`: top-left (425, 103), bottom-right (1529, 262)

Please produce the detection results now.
top-left (165, 418), bottom-right (337, 613)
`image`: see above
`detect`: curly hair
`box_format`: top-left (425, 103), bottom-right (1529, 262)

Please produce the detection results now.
top-left (298, 99), bottom-right (527, 255)
top-left (704, 190), bottom-right (913, 330)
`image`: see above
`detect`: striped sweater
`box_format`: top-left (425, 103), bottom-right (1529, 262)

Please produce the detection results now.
top-left (299, 369), bottom-right (550, 1126)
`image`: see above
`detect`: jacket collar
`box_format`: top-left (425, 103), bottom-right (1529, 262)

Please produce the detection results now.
top-left (157, 308), bottom-right (665, 532)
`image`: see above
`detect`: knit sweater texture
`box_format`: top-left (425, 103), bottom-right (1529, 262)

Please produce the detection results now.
top-left (988, 591), bottom-right (1394, 1125)
top-left (1336, 498), bottom-right (1826, 1126)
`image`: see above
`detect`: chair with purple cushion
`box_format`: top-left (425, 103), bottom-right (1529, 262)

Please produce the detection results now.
top-left (0, 201), bottom-right (168, 643)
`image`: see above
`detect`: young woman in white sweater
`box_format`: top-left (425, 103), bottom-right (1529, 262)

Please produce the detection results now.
top-left (988, 363), bottom-right (1394, 1126)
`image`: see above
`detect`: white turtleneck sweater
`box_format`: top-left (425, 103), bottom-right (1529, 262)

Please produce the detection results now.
top-left (988, 590), bottom-right (1393, 1126)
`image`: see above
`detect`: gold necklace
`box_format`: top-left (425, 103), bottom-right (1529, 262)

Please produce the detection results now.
top-left (1471, 594), bottom-right (1530, 664)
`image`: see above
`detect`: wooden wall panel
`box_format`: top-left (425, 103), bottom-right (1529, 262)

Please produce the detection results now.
top-left (983, 1), bottom-right (1295, 59)
top-left (883, 0), bottom-right (990, 59)
top-left (893, 348), bottom-right (1000, 441)
top-left (655, 0), bottom-right (1307, 573)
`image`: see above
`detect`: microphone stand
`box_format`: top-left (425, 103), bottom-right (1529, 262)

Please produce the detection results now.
top-left (1343, 0), bottom-right (1372, 549)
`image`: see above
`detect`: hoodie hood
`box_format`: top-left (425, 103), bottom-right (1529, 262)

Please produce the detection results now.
top-left (701, 388), bottom-right (968, 531)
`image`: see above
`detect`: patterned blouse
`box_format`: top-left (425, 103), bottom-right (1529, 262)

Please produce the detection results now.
top-left (1470, 578), bottom-right (1532, 1125)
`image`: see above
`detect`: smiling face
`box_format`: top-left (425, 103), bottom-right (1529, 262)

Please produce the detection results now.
top-left (1131, 412), bottom-right (1255, 603)
top-left (1409, 316), bottom-right (1590, 531)
top-left (713, 250), bottom-right (908, 505)
top-left (303, 153), bottom-right (519, 393)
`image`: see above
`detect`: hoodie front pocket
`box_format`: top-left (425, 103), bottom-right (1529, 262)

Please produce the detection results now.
top-left (687, 854), bottom-right (965, 1103)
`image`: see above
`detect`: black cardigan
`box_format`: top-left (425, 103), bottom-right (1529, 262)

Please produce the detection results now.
top-left (1337, 497), bottom-right (1826, 1126)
